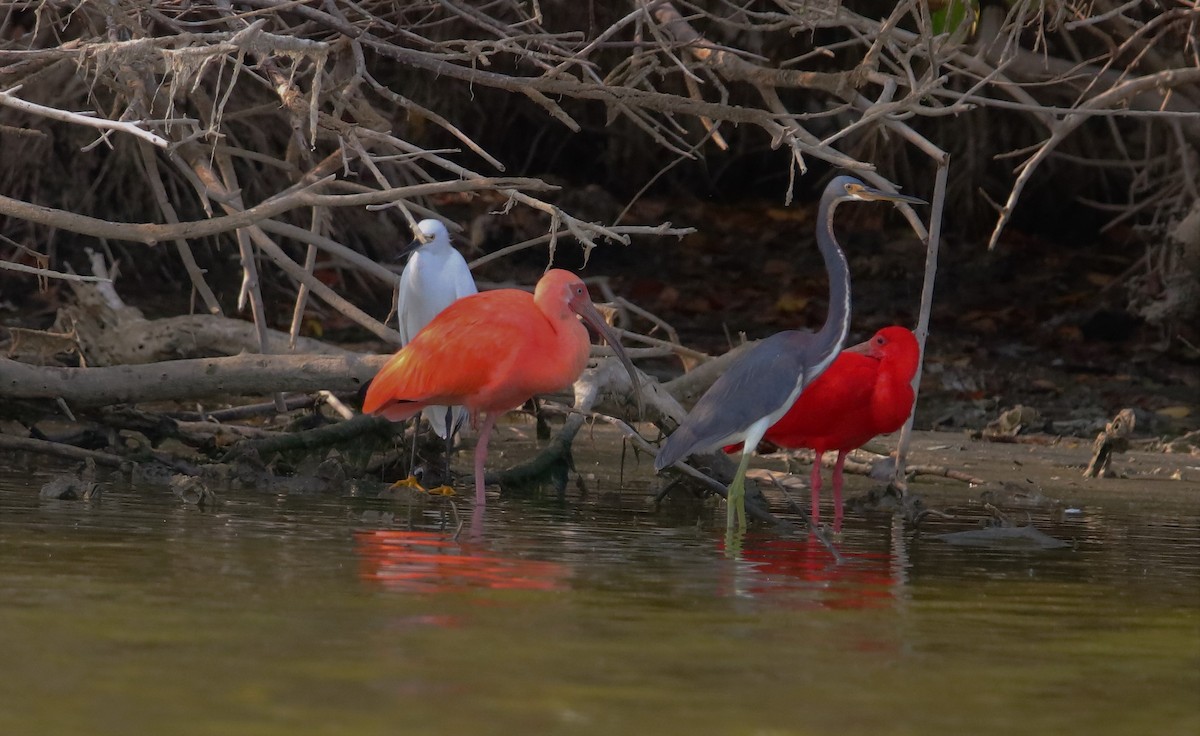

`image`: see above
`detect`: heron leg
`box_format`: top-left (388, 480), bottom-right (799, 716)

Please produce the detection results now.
top-left (809, 452), bottom-right (824, 527)
top-left (388, 417), bottom-right (427, 492)
top-left (472, 412), bottom-right (498, 505)
top-left (416, 407), bottom-right (459, 497)
top-left (726, 449), bottom-right (753, 532)
top-left (726, 418), bottom-right (769, 533)
top-left (832, 450), bottom-right (848, 533)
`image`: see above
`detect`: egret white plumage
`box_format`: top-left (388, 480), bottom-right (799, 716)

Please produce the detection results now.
top-left (396, 219), bottom-right (478, 440)
top-left (653, 176), bottom-right (925, 535)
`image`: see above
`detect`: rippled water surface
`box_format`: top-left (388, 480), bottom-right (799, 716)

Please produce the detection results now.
top-left (1, 438), bottom-right (1197, 736)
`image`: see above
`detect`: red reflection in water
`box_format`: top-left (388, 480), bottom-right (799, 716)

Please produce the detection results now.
top-left (356, 530), bottom-right (569, 594)
top-left (721, 533), bottom-right (896, 610)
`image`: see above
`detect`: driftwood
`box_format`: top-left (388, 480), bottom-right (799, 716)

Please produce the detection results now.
top-left (62, 307), bottom-right (356, 367)
top-left (0, 434), bottom-right (126, 468)
top-left (226, 414), bottom-right (393, 460)
top-left (1084, 408), bottom-right (1137, 478)
top-left (64, 268), bottom-right (349, 365)
top-left (0, 353), bottom-right (386, 407)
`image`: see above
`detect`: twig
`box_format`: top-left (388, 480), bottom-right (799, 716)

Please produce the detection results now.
top-left (0, 259), bottom-right (110, 283)
top-left (170, 394), bottom-right (320, 422)
top-left (906, 465), bottom-right (987, 486)
top-left (136, 140), bottom-right (223, 315)
top-left (988, 67), bottom-right (1200, 249)
top-left (0, 434), bottom-right (126, 468)
top-left (894, 155), bottom-right (950, 487)
top-left (0, 85), bottom-right (170, 148)
top-left (0, 177), bottom-right (550, 245)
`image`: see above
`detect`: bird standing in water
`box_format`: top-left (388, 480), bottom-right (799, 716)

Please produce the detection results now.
top-left (727, 326), bottom-right (920, 531)
top-left (364, 269), bottom-right (639, 505)
top-left (396, 219), bottom-right (478, 441)
top-left (653, 176), bottom-right (924, 534)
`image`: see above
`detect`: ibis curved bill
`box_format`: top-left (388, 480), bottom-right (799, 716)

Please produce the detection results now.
top-left (653, 175), bottom-right (925, 532)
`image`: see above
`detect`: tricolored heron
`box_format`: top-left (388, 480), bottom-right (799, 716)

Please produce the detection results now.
top-left (726, 326), bottom-right (920, 531)
top-left (364, 269), bottom-right (640, 505)
top-left (653, 175), bottom-right (925, 532)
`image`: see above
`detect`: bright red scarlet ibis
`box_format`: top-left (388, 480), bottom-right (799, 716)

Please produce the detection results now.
top-left (728, 326), bottom-right (920, 530)
top-left (363, 269), bottom-right (638, 505)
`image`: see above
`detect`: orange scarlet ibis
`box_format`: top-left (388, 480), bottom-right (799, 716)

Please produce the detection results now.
top-left (729, 326), bottom-right (920, 530)
top-left (363, 269), bottom-right (638, 505)
top-left (654, 176), bottom-right (924, 533)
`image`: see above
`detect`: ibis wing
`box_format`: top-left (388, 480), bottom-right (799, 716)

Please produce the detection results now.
top-left (364, 290), bottom-right (531, 417)
top-left (655, 332), bottom-right (822, 469)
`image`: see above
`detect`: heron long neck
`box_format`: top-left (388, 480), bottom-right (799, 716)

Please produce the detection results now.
top-left (815, 191), bottom-right (852, 353)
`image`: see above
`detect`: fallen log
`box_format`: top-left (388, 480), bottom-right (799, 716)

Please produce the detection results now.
top-left (0, 352), bottom-right (388, 407)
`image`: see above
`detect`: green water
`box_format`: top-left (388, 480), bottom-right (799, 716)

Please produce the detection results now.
top-left (0, 456), bottom-right (1197, 736)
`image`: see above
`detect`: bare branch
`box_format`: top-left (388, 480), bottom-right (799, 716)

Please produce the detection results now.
top-left (0, 85), bottom-right (170, 148)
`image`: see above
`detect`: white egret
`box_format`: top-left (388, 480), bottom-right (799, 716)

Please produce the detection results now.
top-left (396, 218), bottom-right (477, 442)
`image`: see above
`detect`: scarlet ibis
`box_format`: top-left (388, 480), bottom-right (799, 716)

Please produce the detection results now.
top-left (653, 175), bottom-right (924, 532)
top-left (364, 269), bottom-right (638, 505)
top-left (396, 219), bottom-right (478, 440)
top-left (727, 326), bottom-right (920, 530)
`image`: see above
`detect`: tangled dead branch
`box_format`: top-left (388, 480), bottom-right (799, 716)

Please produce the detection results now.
top-left (3, 1), bottom-right (1193, 334)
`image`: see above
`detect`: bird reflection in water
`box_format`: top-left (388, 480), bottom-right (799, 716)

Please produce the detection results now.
top-left (720, 533), bottom-right (895, 610)
top-left (355, 529), bottom-right (569, 594)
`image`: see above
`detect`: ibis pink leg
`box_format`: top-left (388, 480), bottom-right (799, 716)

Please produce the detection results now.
top-left (473, 413), bottom-right (499, 505)
top-left (809, 451), bottom-right (825, 526)
top-left (832, 450), bottom-right (849, 532)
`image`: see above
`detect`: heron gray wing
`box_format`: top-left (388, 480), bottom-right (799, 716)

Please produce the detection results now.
top-left (655, 331), bottom-right (820, 470)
